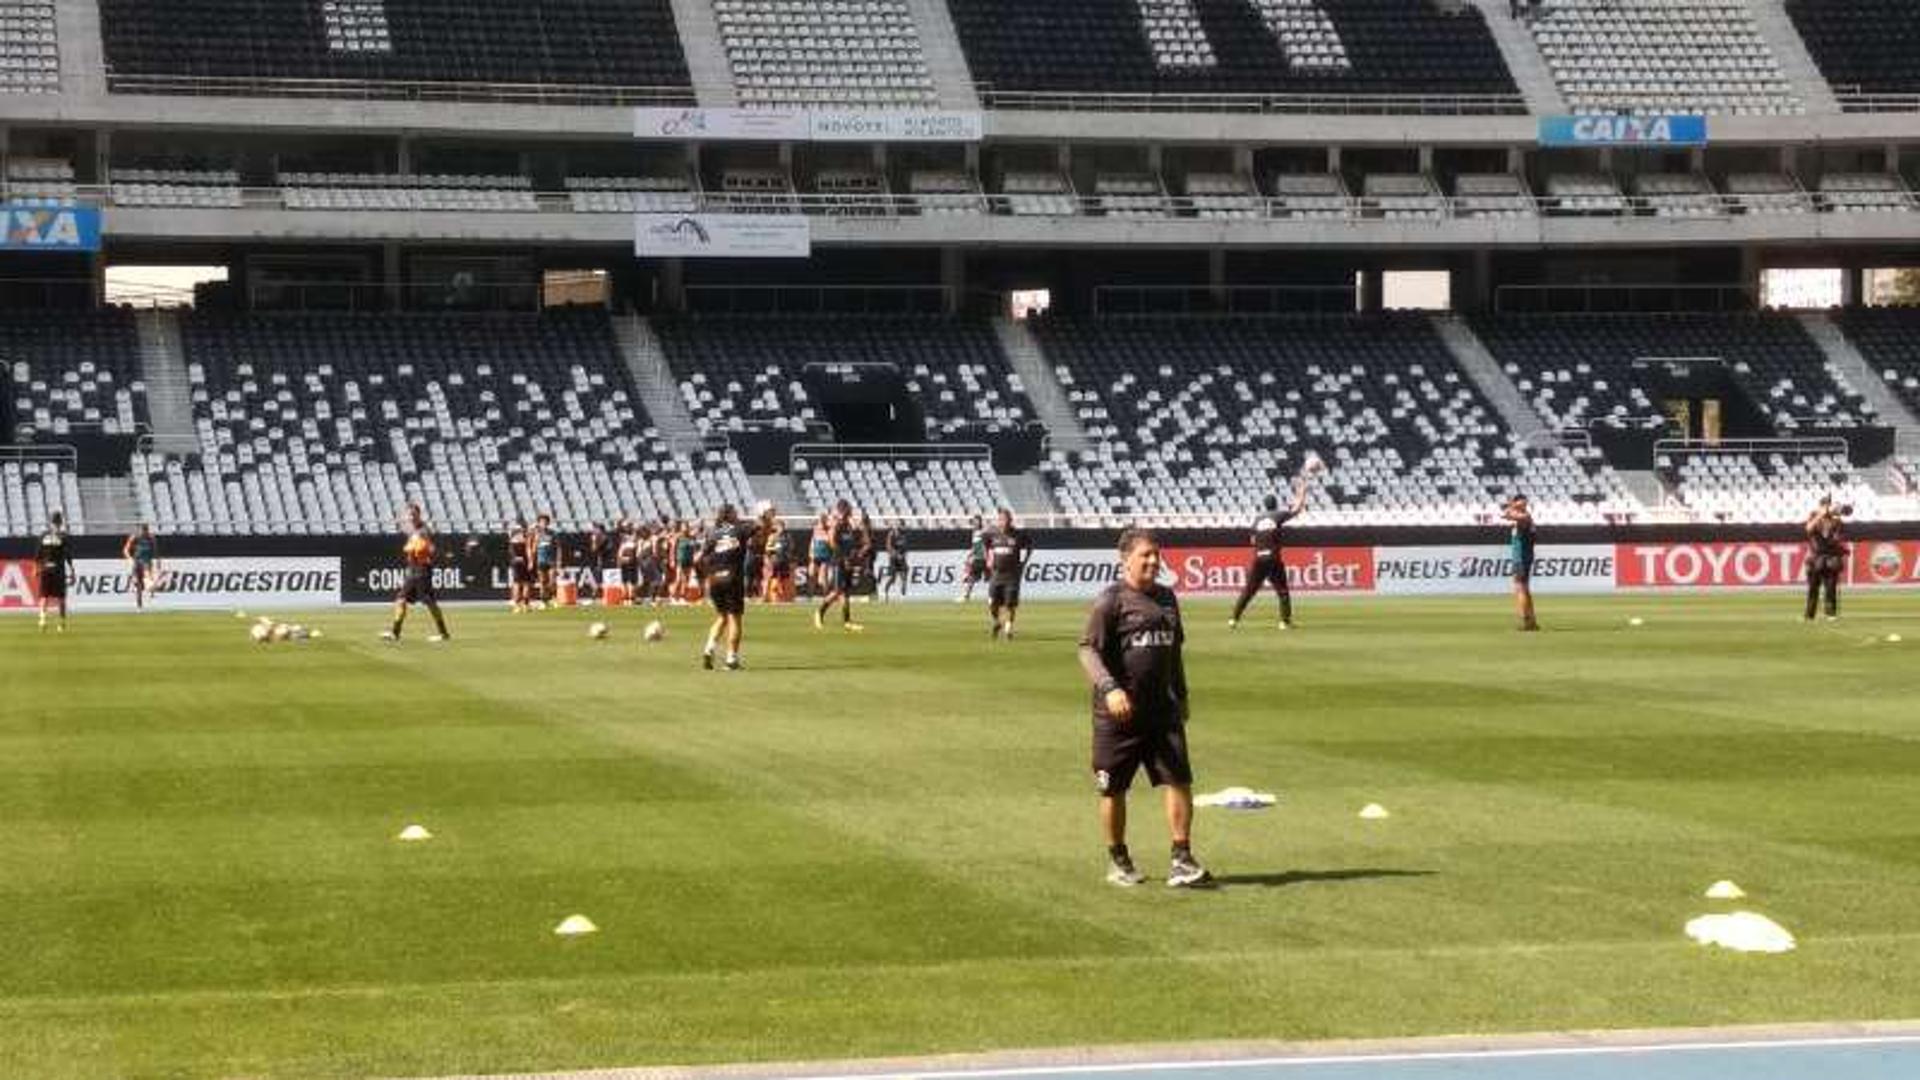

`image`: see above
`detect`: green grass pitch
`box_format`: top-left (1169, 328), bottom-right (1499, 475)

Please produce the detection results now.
top-left (3, 593), bottom-right (1919, 1079)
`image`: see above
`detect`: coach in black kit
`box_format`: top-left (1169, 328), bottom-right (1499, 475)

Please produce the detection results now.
top-left (985, 507), bottom-right (1032, 640)
top-left (1079, 528), bottom-right (1212, 888)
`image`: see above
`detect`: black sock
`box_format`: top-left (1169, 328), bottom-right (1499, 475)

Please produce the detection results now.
top-left (1108, 844), bottom-right (1130, 861)
top-left (1171, 841), bottom-right (1192, 859)
top-left (389, 618), bottom-right (402, 636)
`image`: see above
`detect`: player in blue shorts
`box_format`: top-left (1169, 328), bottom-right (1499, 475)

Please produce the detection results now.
top-left (121, 522), bottom-right (161, 611)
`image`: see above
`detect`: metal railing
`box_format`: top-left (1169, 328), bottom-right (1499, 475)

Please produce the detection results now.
top-left (788, 441), bottom-right (992, 471)
top-left (1091, 284), bottom-right (1358, 316)
top-left (0, 442), bottom-right (78, 466)
top-left (976, 87), bottom-right (1528, 116)
top-left (105, 73), bottom-right (695, 107)
top-left (1654, 436), bottom-right (1851, 461)
top-left (1496, 284), bottom-right (1758, 314)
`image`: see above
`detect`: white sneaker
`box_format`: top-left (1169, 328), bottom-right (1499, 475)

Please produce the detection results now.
top-left (427, 634), bottom-right (448, 643)
top-left (379, 631), bottom-right (398, 641)
top-left (1227, 619), bottom-right (1238, 630)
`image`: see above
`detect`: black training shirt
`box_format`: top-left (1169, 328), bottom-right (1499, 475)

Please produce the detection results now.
top-left (985, 525), bottom-right (1030, 582)
top-left (1251, 508), bottom-right (1295, 558)
top-left (36, 529), bottom-right (73, 577)
top-left (1078, 582), bottom-right (1188, 730)
top-left (701, 521), bottom-right (756, 581)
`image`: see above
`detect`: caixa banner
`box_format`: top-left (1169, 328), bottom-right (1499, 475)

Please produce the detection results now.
top-left (1538, 115), bottom-right (1707, 148)
top-left (3, 205), bottom-right (102, 252)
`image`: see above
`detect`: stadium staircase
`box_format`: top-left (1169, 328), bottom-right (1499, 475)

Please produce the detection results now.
top-left (612, 314), bottom-right (701, 442)
top-left (1747, 0), bottom-right (1843, 114)
top-left (54, 0), bottom-right (106, 96)
top-left (1798, 312), bottom-right (1920, 453)
top-left (133, 309), bottom-right (198, 452)
top-left (1615, 469), bottom-right (1670, 511)
top-left (78, 476), bottom-right (138, 532)
top-left (991, 317), bottom-right (1089, 452)
top-left (748, 472), bottom-right (803, 516)
top-left (1431, 314), bottom-right (1549, 440)
top-left (999, 469), bottom-right (1060, 517)
top-left (1467, 0), bottom-right (1568, 114)
top-left (903, 0), bottom-right (982, 110)
top-left (665, 0), bottom-right (740, 106)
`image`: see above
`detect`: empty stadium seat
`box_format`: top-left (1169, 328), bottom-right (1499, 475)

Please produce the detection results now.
top-left (1527, 0), bottom-right (1803, 116)
top-left (280, 172), bottom-right (539, 212)
top-left (111, 168), bottom-right (245, 209)
top-left (1834, 308), bottom-right (1920, 423)
top-left (0, 0), bottom-right (58, 94)
top-left (794, 454), bottom-right (1009, 523)
top-left (1787, 0), bottom-right (1920, 100)
top-left (1663, 450), bottom-right (1883, 522)
top-left (3, 311), bottom-right (148, 440)
top-left (716, 0), bottom-right (938, 109)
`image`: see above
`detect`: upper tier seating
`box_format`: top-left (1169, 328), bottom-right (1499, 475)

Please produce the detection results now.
top-left (1184, 172), bottom-right (1264, 219)
top-left (97, 0), bottom-right (691, 97)
top-left (716, 0), bottom-right (938, 109)
top-left (281, 172), bottom-right (538, 212)
top-left (1816, 173), bottom-right (1915, 214)
top-left (1786, 0), bottom-right (1920, 98)
top-left (1096, 174), bottom-right (1172, 218)
top-left (140, 312), bottom-right (752, 534)
top-left (0, 0), bottom-right (58, 94)
top-left (1451, 174), bottom-right (1535, 220)
top-left (566, 176), bottom-right (699, 215)
top-left (655, 317), bottom-right (1035, 439)
top-left (793, 454), bottom-right (1010, 524)
top-left (908, 171), bottom-right (988, 216)
top-left (1527, 0), bottom-right (1802, 116)
top-left (2, 311), bottom-right (147, 440)
top-left (946, 0), bottom-right (1516, 102)
top-left (4, 158), bottom-right (75, 205)
top-left (1001, 171), bottom-right (1078, 216)
top-left (1633, 174), bottom-right (1724, 219)
top-left (1545, 172), bottom-right (1627, 216)
top-left (1362, 173), bottom-right (1442, 220)
top-left (111, 168), bottom-right (245, 209)
top-left (1833, 308), bottom-right (1920, 422)
top-left (1471, 314), bottom-right (1876, 433)
top-left (0, 459), bottom-right (79, 535)
top-left (1270, 173), bottom-right (1348, 219)
top-left (1723, 172), bottom-right (1813, 215)
top-left (1034, 316), bottom-right (1637, 526)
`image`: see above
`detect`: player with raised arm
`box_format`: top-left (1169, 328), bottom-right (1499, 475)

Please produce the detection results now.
top-left (122, 522), bottom-right (161, 611)
top-left (1804, 496), bottom-right (1850, 622)
top-left (1079, 527), bottom-right (1210, 889)
top-left (1228, 471), bottom-right (1312, 631)
top-left (698, 503), bottom-right (761, 671)
top-left (382, 504), bottom-right (451, 643)
top-left (1503, 494), bottom-right (1539, 632)
top-left (984, 508), bottom-right (1033, 640)
top-left (813, 499), bottom-right (865, 632)
top-left (36, 510), bottom-right (76, 633)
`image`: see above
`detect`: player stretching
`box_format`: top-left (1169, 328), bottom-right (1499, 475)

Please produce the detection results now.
top-left (955, 514), bottom-right (988, 603)
top-left (122, 522), bottom-right (161, 611)
top-left (1080, 527), bottom-right (1210, 888)
top-left (36, 510), bottom-right (75, 632)
top-left (985, 508), bottom-right (1032, 640)
top-left (698, 503), bottom-right (761, 670)
top-left (1229, 477), bottom-right (1309, 630)
top-left (381, 505), bottom-right (451, 643)
top-left (1503, 494), bottom-right (1538, 632)
top-left (813, 499), bottom-right (864, 632)
top-left (880, 523), bottom-right (909, 601)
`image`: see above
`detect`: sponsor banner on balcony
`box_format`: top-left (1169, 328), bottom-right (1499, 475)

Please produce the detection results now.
top-left (0, 557), bottom-right (340, 611)
top-left (1373, 545), bottom-right (1616, 595)
top-left (1538, 114), bottom-right (1707, 148)
top-left (634, 108), bottom-right (984, 143)
top-left (635, 214), bottom-right (811, 258)
top-left (2, 205), bottom-right (102, 252)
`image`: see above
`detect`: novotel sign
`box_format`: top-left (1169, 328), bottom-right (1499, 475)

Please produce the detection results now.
top-left (1538, 115), bottom-right (1708, 148)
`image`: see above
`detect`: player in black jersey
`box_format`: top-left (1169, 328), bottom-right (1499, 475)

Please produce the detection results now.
top-left (507, 520), bottom-right (533, 612)
top-left (381, 504), bottom-right (451, 643)
top-left (1228, 476), bottom-right (1310, 630)
top-left (984, 508), bottom-right (1032, 640)
top-left (1804, 497), bottom-right (1850, 621)
top-left (698, 503), bottom-right (761, 670)
top-left (813, 499), bottom-right (866, 632)
top-left (880, 523), bottom-right (909, 601)
top-left (761, 506), bottom-right (794, 603)
top-left (35, 511), bottom-right (76, 632)
top-left (615, 522), bottom-right (641, 606)
top-left (1079, 528), bottom-right (1210, 888)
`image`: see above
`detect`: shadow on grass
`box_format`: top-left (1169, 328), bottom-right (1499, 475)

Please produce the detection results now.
top-left (1214, 868), bottom-right (1436, 889)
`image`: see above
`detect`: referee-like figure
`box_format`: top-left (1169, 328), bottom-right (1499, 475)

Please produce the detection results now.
top-left (1078, 527), bottom-right (1212, 888)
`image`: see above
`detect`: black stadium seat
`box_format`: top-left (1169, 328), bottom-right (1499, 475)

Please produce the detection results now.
top-left (97, 0), bottom-right (691, 94)
top-left (1786, 0), bottom-right (1920, 98)
top-left (945, 0), bottom-right (1516, 101)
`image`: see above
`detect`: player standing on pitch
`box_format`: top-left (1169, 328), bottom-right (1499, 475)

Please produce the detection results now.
top-left (36, 510), bottom-right (75, 632)
top-left (813, 499), bottom-right (865, 632)
top-left (1079, 527), bottom-right (1210, 889)
top-left (956, 514), bottom-right (989, 603)
top-left (1503, 494), bottom-right (1538, 632)
top-left (880, 522), bottom-right (909, 602)
top-left (1228, 468), bottom-right (1313, 631)
top-left (985, 508), bottom-right (1032, 640)
top-left (122, 522), bottom-right (161, 611)
top-left (698, 503), bottom-right (761, 670)
top-left (1804, 496), bottom-right (1850, 621)
top-left (382, 504), bottom-right (451, 643)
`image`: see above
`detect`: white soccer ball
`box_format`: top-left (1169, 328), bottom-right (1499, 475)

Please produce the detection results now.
top-left (1302, 451), bottom-right (1326, 476)
top-left (588, 622), bottom-right (610, 640)
top-left (1629, 617), bottom-right (1645, 627)
top-left (270, 623), bottom-right (293, 643)
top-left (309, 628), bottom-right (325, 641)
top-left (643, 620), bottom-right (666, 642)
top-left (249, 623), bottom-right (271, 644)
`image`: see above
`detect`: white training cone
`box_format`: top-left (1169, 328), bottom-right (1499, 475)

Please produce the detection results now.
top-left (1358, 803), bottom-right (1391, 820)
top-left (309, 629), bottom-right (325, 640)
top-left (395, 824), bottom-right (433, 842)
top-left (1704, 880), bottom-right (1746, 900)
top-left (1685, 912), bottom-right (1795, 953)
top-left (554, 914), bottom-right (598, 936)
top-left (1888, 634), bottom-right (1904, 644)
top-left (1629, 617), bottom-right (1645, 627)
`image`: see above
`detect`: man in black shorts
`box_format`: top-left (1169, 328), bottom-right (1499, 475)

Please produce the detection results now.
top-left (880, 523), bottom-right (909, 602)
top-left (984, 508), bottom-right (1032, 640)
top-left (382, 504), bottom-right (451, 643)
top-left (1080, 527), bottom-right (1210, 888)
top-left (36, 510), bottom-right (75, 633)
top-left (1804, 496), bottom-right (1850, 621)
top-left (698, 503), bottom-right (760, 670)
top-left (507, 519), bottom-right (534, 612)
top-left (813, 499), bottom-right (866, 633)
top-left (1229, 477), bottom-right (1308, 630)
top-left (1503, 494), bottom-right (1538, 632)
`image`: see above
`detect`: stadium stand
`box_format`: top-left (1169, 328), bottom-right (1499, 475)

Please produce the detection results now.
top-left (715, 0), bottom-right (939, 109)
top-left (1785, 0), bottom-right (1920, 99)
top-left (96, 0), bottom-right (692, 97)
top-left (810, 167), bottom-right (893, 216)
top-left (1470, 314), bottom-right (1877, 433)
top-left (1450, 174), bottom-right (1536, 220)
top-left (1094, 174), bottom-right (1173, 218)
top-left (907, 170), bottom-right (988, 216)
top-left (566, 176), bottom-right (700, 215)
top-left (0, 0), bottom-right (57, 95)
top-left (1001, 171), bottom-right (1079, 217)
top-left (793, 453), bottom-right (1010, 523)
top-left (1544, 172), bottom-right (1628, 216)
top-left (1661, 449), bottom-right (1882, 522)
top-left (944, 0), bottom-right (1517, 102)
top-left (0, 459), bottom-right (79, 535)
top-left (714, 168), bottom-right (800, 213)
top-left (280, 172), bottom-right (538, 212)
top-left (1361, 173), bottom-right (1443, 221)
top-left (3, 312), bottom-right (148, 439)
top-left (1183, 172), bottom-right (1264, 219)
top-left (136, 312), bottom-right (752, 534)
top-left (1633, 174), bottom-right (1725, 219)
top-left (1032, 316), bottom-right (1637, 526)
top-left (1525, 0), bottom-right (1803, 116)
top-left (1723, 172), bottom-right (1813, 215)
top-left (654, 317), bottom-right (1035, 438)
top-left (110, 168), bottom-right (244, 209)
top-left (1270, 173), bottom-right (1348, 219)
top-left (1815, 173), bottom-right (1915, 214)
top-left (1833, 308), bottom-right (1920, 422)
top-left (4, 158), bottom-right (75, 204)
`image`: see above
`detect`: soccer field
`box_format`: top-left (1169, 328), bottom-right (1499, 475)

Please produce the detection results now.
top-left (4, 593), bottom-right (1919, 1080)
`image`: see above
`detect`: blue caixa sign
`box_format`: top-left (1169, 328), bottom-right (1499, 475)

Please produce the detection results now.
top-left (1538, 115), bottom-right (1708, 148)
top-left (2, 205), bottom-right (102, 252)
